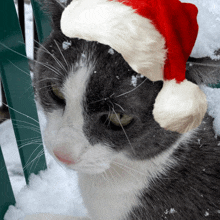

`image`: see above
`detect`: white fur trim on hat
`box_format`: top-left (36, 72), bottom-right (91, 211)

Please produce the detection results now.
top-left (153, 79), bottom-right (207, 133)
top-left (61, 0), bottom-right (166, 81)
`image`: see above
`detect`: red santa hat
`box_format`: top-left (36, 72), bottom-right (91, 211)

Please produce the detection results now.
top-left (60, 0), bottom-right (207, 133)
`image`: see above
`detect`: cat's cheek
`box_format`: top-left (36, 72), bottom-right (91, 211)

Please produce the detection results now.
top-left (70, 144), bottom-right (116, 174)
top-left (42, 111), bottom-right (116, 174)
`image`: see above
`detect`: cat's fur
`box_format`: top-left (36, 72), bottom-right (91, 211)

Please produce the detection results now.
top-left (25, 0), bottom-right (220, 219)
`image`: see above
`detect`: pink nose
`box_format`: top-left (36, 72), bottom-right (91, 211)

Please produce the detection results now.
top-left (53, 150), bottom-right (75, 165)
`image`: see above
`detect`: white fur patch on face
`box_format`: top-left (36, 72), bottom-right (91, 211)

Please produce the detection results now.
top-left (43, 62), bottom-right (115, 174)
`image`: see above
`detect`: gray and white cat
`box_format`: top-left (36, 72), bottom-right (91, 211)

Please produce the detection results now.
top-left (25, 0), bottom-right (220, 219)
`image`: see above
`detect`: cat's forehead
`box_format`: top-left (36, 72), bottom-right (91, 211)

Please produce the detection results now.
top-left (37, 33), bottom-right (153, 96)
top-left (41, 33), bottom-right (134, 77)
top-left (35, 33), bottom-right (164, 117)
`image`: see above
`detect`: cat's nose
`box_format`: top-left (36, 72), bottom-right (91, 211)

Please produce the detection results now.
top-left (53, 150), bottom-right (75, 165)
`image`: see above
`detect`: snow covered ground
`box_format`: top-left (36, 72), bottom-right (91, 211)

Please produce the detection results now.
top-left (1, 0), bottom-right (220, 219)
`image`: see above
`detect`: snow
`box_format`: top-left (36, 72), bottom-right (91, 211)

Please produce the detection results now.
top-left (62, 41), bottom-right (72, 50)
top-left (202, 86), bottom-right (220, 136)
top-left (108, 48), bottom-right (114, 55)
top-left (181, 0), bottom-right (220, 59)
top-left (24, 3), bottom-right (34, 59)
top-left (1, 0), bottom-right (220, 219)
top-left (164, 208), bottom-right (177, 215)
top-left (205, 211), bottom-right (210, 217)
top-left (4, 160), bottom-right (87, 219)
top-left (130, 74), bottom-right (145, 87)
top-left (131, 75), bottom-right (138, 87)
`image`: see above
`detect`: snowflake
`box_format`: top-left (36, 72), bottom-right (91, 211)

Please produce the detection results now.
top-left (62, 41), bottom-right (72, 50)
top-left (108, 48), bottom-right (114, 55)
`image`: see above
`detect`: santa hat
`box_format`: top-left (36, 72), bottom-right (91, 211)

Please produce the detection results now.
top-left (60, 0), bottom-right (207, 133)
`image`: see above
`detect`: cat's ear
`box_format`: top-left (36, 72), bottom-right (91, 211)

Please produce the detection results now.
top-left (38, 0), bottom-right (72, 31)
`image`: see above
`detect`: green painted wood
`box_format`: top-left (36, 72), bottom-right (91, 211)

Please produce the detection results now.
top-left (210, 83), bottom-right (220, 88)
top-left (30, 0), bottom-right (51, 43)
top-left (0, 146), bottom-right (16, 220)
top-left (0, 0), bottom-right (46, 185)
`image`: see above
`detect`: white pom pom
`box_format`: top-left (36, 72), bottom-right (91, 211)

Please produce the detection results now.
top-left (153, 79), bottom-right (207, 133)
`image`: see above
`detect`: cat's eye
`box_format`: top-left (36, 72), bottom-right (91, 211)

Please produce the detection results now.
top-left (50, 84), bottom-right (65, 100)
top-left (108, 113), bottom-right (133, 127)
top-left (48, 83), bottom-right (65, 106)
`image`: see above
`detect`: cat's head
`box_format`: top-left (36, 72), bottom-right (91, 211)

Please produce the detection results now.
top-left (34, 0), bottom-right (186, 174)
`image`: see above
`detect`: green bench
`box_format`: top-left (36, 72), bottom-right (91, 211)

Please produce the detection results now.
top-left (0, 0), bottom-right (50, 218)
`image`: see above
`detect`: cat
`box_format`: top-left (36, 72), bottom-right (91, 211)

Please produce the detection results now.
top-left (24, 0), bottom-right (220, 219)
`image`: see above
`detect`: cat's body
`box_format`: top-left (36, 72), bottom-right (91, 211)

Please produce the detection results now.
top-left (25, 0), bottom-right (220, 219)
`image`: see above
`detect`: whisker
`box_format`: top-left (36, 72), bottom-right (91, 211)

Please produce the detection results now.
top-left (88, 93), bottom-right (115, 105)
top-left (110, 165), bottom-right (122, 179)
top-left (0, 42), bottom-right (62, 77)
top-left (111, 108), bottom-right (136, 155)
top-left (113, 161), bottom-right (146, 176)
top-left (2, 102), bottom-right (40, 125)
top-left (25, 77), bottom-right (59, 92)
top-left (54, 40), bottom-right (69, 70)
top-left (104, 105), bottom-right (112, 126)
top-left (116, 78), bottom-right (147, 98)
top-left (18, 140), bottom-right (42, 150)
top-left (102, 171), bottom-right (109, 182)
top-left (112, 161), bottom-right (140, 179)
top-left (108, 169), bottom-right (118, 185)
top-left (113, 102), bottom-right (125, 112)
top-left (30, 149), bottom-right (45, 173)
top-left (7, 60), bottom-right (31, 76)
top-left (16, 136), bottom-right (42, 144)
top-left (0, 42), bottom-right (30, 60)
top-left (54, 0), bottom-right (66, 8)
top-left (36, 62), bottom-right (62, 77)
top-left (89, 78), bottom-right (147, 105)
top-left (88, 97), bottom-right (109, 105)
top-left (36, 84), bottom-right (53, 92)
top-left (12, 125), bottom-right (41, 134)
top-left (34, 40), bottom-right (67, 72)
top-left (2, 118), bottom-right (40, 129)
top-left (36, 77), bottom-right (62, 84)
top-left (187, 61), bottom-right (220, 68)
top-left (22, 143), bottom-right (44, 171)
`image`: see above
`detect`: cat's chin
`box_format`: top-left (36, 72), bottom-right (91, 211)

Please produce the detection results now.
top-left (74, 168), bottom-right (109, 175)
top-left (66, 163), bottom-right (111, 175)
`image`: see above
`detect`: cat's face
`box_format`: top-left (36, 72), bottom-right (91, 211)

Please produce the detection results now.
top-left (34, 1), bottom-right (181, 174)
top-left (34, 32), bottom-right (181, 174)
